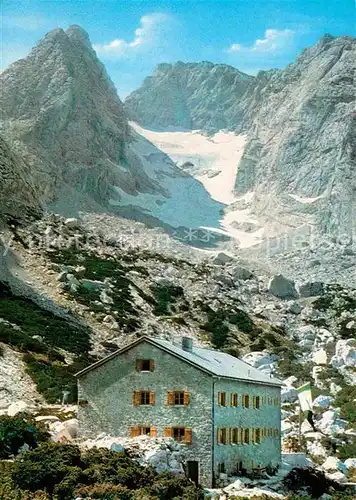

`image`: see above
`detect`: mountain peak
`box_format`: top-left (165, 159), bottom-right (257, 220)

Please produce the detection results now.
top-left (66, 24), bottom-right (92, 46)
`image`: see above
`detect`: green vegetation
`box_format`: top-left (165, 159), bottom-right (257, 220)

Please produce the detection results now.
top-left (0, 283), bottom-right (90, 355)
top-left (151, 283), bottom-right (186, 316)
top-left (283, 467), bottom-right (346, 498)
top-left (0, 442), bottom-right (204, 500)
top-left (23, 354), bottom-right (95, 403)
top-left (48, 249), bottom-right (141, 331)
top-left (0, 282), bottom-right (94, 403)
top-left (0, 414), bottom-right (49, 459)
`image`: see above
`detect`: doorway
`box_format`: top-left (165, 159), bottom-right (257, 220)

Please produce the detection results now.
top-left (186, 460), bottom-right (199, 484)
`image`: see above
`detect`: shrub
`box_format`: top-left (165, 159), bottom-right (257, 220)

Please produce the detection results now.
top-left (283, 467), bottom-right (344, 498)
top-left (152, 284), bottom-right (185, 316)
top-left (0, 414), bottom-right (49, 459)
top-left (75, 483), bottom-right (134, 499)
top-left (13, 443), bottom-right (82, 496)
top-left (10, 443), bottom-right (204, 499)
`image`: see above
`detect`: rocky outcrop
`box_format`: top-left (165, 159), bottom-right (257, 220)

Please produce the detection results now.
top-left (234, 35), bottom-right (356, 237)
top-left (0, 136), bottom-right (42, 223)
top-left (125, 61), bottom-right (252, 130)
top-left (268, 275), bottom-right (298, 299)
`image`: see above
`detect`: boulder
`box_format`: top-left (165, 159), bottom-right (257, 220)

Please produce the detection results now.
top-left (344, 458), bottom-right (356, 470)
top-left (313, 395), bottom-right (334, 408)
top-left (331, 339), bottom-right (356, 368)
top-left (312, 349), bottom-right (327, 365)
top-left (81, 279), bottom-right (108, 291)
top-left (281, 386), bottom-right (298, 403)
top-left (298, 281), bottom-right (324, 297)
top-left (7, 400), bottom-right (29, 416)
top-left (212, 252), bottom-right (235, 265)
top-left (231, 265), bottom-right (254, 280)
top-left (326, 471), bottom-right (347, 484)
top-left (100, 290), bottom-right (114, 305)
top-left (322, 457), bottom-right (347, 474)
top-left (318, 409), bottom-right (348, 435)
top-left (64, 218), bottom-right (80, 228)
top-left (268, 274), bottom-right (298, 299)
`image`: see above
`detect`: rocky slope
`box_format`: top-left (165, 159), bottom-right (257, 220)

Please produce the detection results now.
top-left (234, 35), bottom-right (356, 237)
top-left (0, 26), bottom-right (222, 231)
top-left (126, 35), bottom-right (356, 238)
top-left (125, 61), bottom-right (252, 130)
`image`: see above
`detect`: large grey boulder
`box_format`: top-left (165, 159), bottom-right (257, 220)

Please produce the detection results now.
top-left (268, 274), bottom-right (298, 299)
top-left (231, 265), bottom-right (254, 280)
top-left (298, 281), bottom-right (325, 297)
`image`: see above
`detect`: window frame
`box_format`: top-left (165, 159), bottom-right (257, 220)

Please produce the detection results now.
top-left (172, 427), bottom-right (186, 442)
top-left (242, 394), bottom-right (250, 408)
top-left (136, 359), bottom-right (155, 372)
top-left (230, 393), bottom-right (238, 407)
top-left (218, 392), bottom-right (227, 407)
top-left (217, 427), bottom-right (228, 445)
top-left (173, 391), bottom-right (185, 406)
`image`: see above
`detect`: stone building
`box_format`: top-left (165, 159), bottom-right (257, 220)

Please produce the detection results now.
top-left (76, 336), bottom-right (282, 487)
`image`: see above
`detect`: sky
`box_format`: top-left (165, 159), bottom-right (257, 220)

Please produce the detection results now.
top-left (1, 0), bottom-right (355, 98)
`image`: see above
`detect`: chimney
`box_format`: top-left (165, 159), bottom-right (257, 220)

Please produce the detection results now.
top-left (182, 337), bottom-right (193, 352)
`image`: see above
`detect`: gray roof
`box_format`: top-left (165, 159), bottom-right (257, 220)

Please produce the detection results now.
top-left (76, 336), bottom-right (282, 387)
top-left (153, 338), bottom-right (282, 386)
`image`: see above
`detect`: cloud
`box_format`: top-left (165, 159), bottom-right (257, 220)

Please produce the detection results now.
top-left (227, 29), bottom-right (295, 54)
top-left (93, 13), bottom-right (171, 58)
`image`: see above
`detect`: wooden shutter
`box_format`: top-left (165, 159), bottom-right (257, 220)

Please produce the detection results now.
top-left (167, 391), bottom-right (174, 406)
top-left (130, 426), bottom-right (139, 437)
top-left (216, 428), bottom-right (220, 444)
top-left (149, 392), bottom-right (155, 405)
top-left (183, 392), bottom-right (190, 406)
top-left (133, 391), bottom-right (140, 406)
top-left (164, 427), bottom-right (173, 438)
top-left (149, 359), bottom-right (155, 372)
top-left (150, 426), bottom-right (157, 437)
top-left (184, 428), bottom-right (192, 445)
top-left (136, 360), bottom-right (143, 372)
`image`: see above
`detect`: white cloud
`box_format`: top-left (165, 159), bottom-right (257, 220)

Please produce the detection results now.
top-left (93, 13), bottom-right (171, 58)
top-left (227, 29), bottom-right (295, 54)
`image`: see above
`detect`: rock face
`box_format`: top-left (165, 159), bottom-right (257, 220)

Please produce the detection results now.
top-left (0, 136), bottom-right (42, 222)
top-left (125, 61), bottom-right (252, 130)
top-left (234, 35), bottom-right (356, 237)
top-left (0, 26), bottom-right (225, 230)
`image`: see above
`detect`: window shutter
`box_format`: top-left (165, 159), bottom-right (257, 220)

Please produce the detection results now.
top-left (230, 394), bottom-right (234, 406)
top-left (136, 360), bottom-right (142, 372)
top-left (164, 427), bottom-right (173, 438)
top-left (167, 391), bottom-right (174, 406)
top-left (130, 426), bottom-right (139, 437)
top-left (149, 359), bottom-right (155, 372)
top-left (184, 428), bottom-right (192, 445)
top-left (149, 392), bottom-right (155, 405)
top-left (183, 392), bottom-right (190, 406)
top-left (133, 391), bottom-right (140, 406)
top-left (150, 426), bottom-right (157, 437)
top-left (216, 428), bottom-right (220, 444)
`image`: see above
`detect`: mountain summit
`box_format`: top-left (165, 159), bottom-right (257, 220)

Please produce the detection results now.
top-left (0, 26), bottom-right (223, 230)
top-left (125, 61), bottom-right (252, 130)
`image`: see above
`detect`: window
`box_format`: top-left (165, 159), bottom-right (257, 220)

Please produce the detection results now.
top-left (165, 427), bottom-right (192, 444)
top-left (133, 391), bottom-right (155, 406)
top-left (242, 394), bottom-right (250, 408)
top-left (274, 428), bottom-right (279, 437)
top-left (230, 428), bottom-right (240, 444)
top-left (253, 396), bottom-right (261, 409)
top-left (230, 393), bottom-right (238, 407)
top-left (217, 428), bottom-right (228, 445)
top-left (236, 461), bottom-right (243, 473)
top-left (242, 428), bottom-right (250, 444)
top-left (253, 428), bottom-right (261, 444)
top-left (130, 425), bottom-right (157, 437)
top-left (218, 392), bottom-right (227, 406)
top-left (136, 359), bottom-right (155, 372)
top-left (167, 391), bottom-right (190, 406)
top-left (217, 462), bottom-right (226, 474)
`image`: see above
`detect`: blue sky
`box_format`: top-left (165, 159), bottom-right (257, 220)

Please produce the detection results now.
top-left (1, 0), bottom-right (355, 97)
